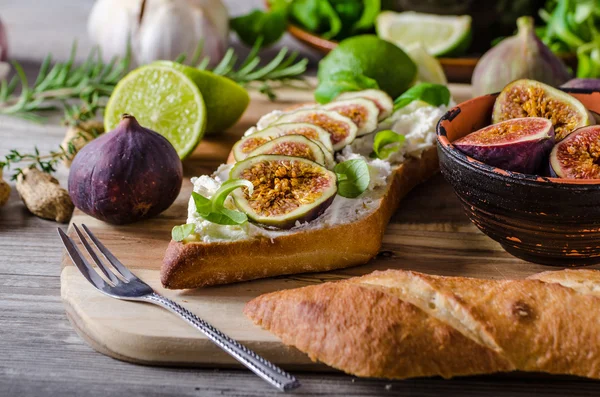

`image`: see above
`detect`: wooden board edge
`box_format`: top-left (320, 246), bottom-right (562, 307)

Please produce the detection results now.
top-left (60, 267), bottom-right (332, 370)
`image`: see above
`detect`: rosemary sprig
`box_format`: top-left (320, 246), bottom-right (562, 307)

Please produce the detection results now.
top-left (178, 38), bottom-right (309, 100)
top-left (0, 42), bottom-right (131, 123)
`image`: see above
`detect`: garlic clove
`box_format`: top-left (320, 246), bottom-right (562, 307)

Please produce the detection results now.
top-left (88, 0), bottom-right (142, 62)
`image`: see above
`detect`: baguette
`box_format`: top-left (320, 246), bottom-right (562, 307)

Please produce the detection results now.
top-left (244, 269), bottom-right (600, 380)
top-left (160, 146), bottom-right (439, 289)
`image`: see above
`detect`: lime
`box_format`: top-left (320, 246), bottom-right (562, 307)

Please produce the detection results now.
top-left (404, 43), bottom-right (447, 85)
top-left (318, 35), bottom-right (416, 99)
top-left (376, 11), bottom-right (471, 57)
top-left (104, 64), bottom-right (206, 159)
top-left (154, 61), bottom-right (250, 135)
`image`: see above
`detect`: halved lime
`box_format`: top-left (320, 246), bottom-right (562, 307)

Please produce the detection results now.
top-left (153, 61), bottom-right (250, 135)
top-left (104, 64), bottom-right (206, 159)
top-left (404, 43), bottom-right (447, 84)
top-left (376, 11), bottom-right (471, 57)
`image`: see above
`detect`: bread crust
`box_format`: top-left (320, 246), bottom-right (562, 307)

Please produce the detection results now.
top-left (161, 146), bottom-right (439, 289)
top-left (244, 269), bottom-right (600, 380)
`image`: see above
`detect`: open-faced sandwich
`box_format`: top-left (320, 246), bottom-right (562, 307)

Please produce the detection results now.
top-left (161, 87), bottom-right (452, 289)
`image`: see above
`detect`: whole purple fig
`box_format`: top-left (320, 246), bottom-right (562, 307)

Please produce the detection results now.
top-left (472, 17), bottom-right (571, 97)
top-left (68, 114), bottom-right (183, 224)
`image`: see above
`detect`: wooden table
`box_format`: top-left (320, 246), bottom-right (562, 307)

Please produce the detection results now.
top-left (2, 1), bottom-right (599, 396)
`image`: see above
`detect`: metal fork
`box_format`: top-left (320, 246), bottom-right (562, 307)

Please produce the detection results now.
top-left (58, 224), bottom-right (300, 392)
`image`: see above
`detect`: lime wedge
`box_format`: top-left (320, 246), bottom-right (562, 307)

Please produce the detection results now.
top-left (404, 43), bottom-right (447, 84)
top-left (105, 64), bottom-right (206, 159)
top-left (376, 11), bottom-right (471, 57)
top-left (153, 61), bottom-right (250, 135)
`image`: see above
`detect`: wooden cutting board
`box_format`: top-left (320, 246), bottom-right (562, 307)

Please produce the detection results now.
top-left (61, 84), bottom-right (565, 368)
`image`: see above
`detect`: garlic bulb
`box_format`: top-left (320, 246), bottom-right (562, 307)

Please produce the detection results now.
top-left (87, 0), bottom-right (229, 66)
top-left (472, 16), bottom-right (571, 97)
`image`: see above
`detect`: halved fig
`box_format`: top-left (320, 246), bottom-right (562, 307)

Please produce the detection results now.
top-left (230, 155), bottom-right (337, 229)
top-left (233, 123), bottom-right (334, 163)
top-left (550, 125), bottom-right (600, 179)
top-left (335, 89), bottom-right (394, 120)
top-left (321, 98), bottom-right (379, 136)
top-left (454, 117), bottom-right (555, 174)
top-left (492, 79), bottom-right (592, 141)
top-left (272, 109), bottom-right (358, 151)
top-left (245, 135), bottom-right (328, 167)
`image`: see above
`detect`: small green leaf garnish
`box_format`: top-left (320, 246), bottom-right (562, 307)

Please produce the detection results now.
top-left (315, 71), bottom-right (379, 104)
top-left (372, 130), bottom-right (406, 159)
top-left (172, 224), bottom-right (195, 242)
top-left (393, 83), bottom-right (450, 111)
top-left (334, 158), bottom-right (370, 198)
top-left (191, 179), bottom-right (254, 225)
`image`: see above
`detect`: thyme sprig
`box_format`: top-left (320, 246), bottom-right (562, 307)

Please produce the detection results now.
top-left (0, 125), bottom-right (102, 180)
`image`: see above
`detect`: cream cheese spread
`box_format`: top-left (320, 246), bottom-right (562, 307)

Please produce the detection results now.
top-left (188, 102), bottom-right (449, 242)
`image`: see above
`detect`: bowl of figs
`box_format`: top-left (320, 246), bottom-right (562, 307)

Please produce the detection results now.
top-left (437, 78), bottom-right (600, 266)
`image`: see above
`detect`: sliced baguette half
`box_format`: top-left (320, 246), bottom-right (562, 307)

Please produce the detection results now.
top-left (161, 146), bottom-right (439, 289)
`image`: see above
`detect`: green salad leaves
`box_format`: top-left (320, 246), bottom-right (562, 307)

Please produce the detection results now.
top-left (171, 179), bottom-right (254, 242)
top-left (231, 0), bottom-right (381, 48)
top-left (393, 83), bottom-right (451, 111)
top-left (334, 158), bottom-right (370, 198)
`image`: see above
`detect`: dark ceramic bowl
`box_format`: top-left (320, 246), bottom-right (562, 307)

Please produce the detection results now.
top-left (437, 90), bottom-right (600, 266)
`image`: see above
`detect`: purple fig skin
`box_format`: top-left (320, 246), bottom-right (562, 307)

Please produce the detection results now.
top-left (472, 17), bottom-right (571, 97)
top-left (550, 125), bottom-right (600, 179)
top-left (454, 117), bottom-right (555, 174)
top-left (561, 78), bottom-right (600, 91)
top-left (68, 114), bottom-right (183, 224)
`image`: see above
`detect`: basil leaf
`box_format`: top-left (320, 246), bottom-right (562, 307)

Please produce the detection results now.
top-left (372, 130), bottom-right (406, 159)
top-left (393, 83), bottom-right (450, 111)
top-left (190, 179), bottom-right (252, 225)
top-left (211, 179), bottom-right (254, 211)
top-left (191, 191), bottom-right (212, 216)
top-left (171, 223), bottom-right (195, 242)
top-left (230, 6), bottom-right (288, 48)
top-left (334, 158), bottom-right (370, 198)
top-left (315, 71), bottom-right (379, 103)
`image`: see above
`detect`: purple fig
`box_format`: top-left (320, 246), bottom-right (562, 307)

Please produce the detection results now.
top-left (493, 79), bottom-right (592, 141)
top-left (472, 17), bottom-right (571, 97)
top-left (68, 114), bottom-right (183, 224)
top-left (561, 78), bottom-right (600, 91)
top-left (230, 155), bottom-right (337, 229)
top-left (454, 117), bottom-right (555, 174)
top-left (550, 125), bottom-right (600, 179)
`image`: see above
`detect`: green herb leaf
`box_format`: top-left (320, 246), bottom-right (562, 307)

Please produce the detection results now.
top-left (334, 158), bottom-right (370, 198)
top-left (211, 179), bottom-right (254, 211)
top-left (372, 130), bottom-right (406, 159)
top-left (393, 83), bottom-right (450, 111)
top-left (190, 179), bottom-right (253, 225)
top-left (315, 70), bottom-right (379, 104)
top-left (171, 223), bottom-right (195, 242)
top-left (230, 7), bottom-right (288, 48)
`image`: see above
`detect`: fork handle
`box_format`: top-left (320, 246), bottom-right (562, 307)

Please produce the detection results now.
top-left (143, 292), bottom-right (300, 392)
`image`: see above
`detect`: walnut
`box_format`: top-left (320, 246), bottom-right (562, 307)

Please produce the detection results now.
top-left (16, 168), bottom-right (74, 223)
top-left (61, 120), bottom-right (104, 167)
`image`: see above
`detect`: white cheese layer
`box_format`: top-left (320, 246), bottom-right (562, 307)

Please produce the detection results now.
top-left (187, 102), bottom-right (448, 242)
